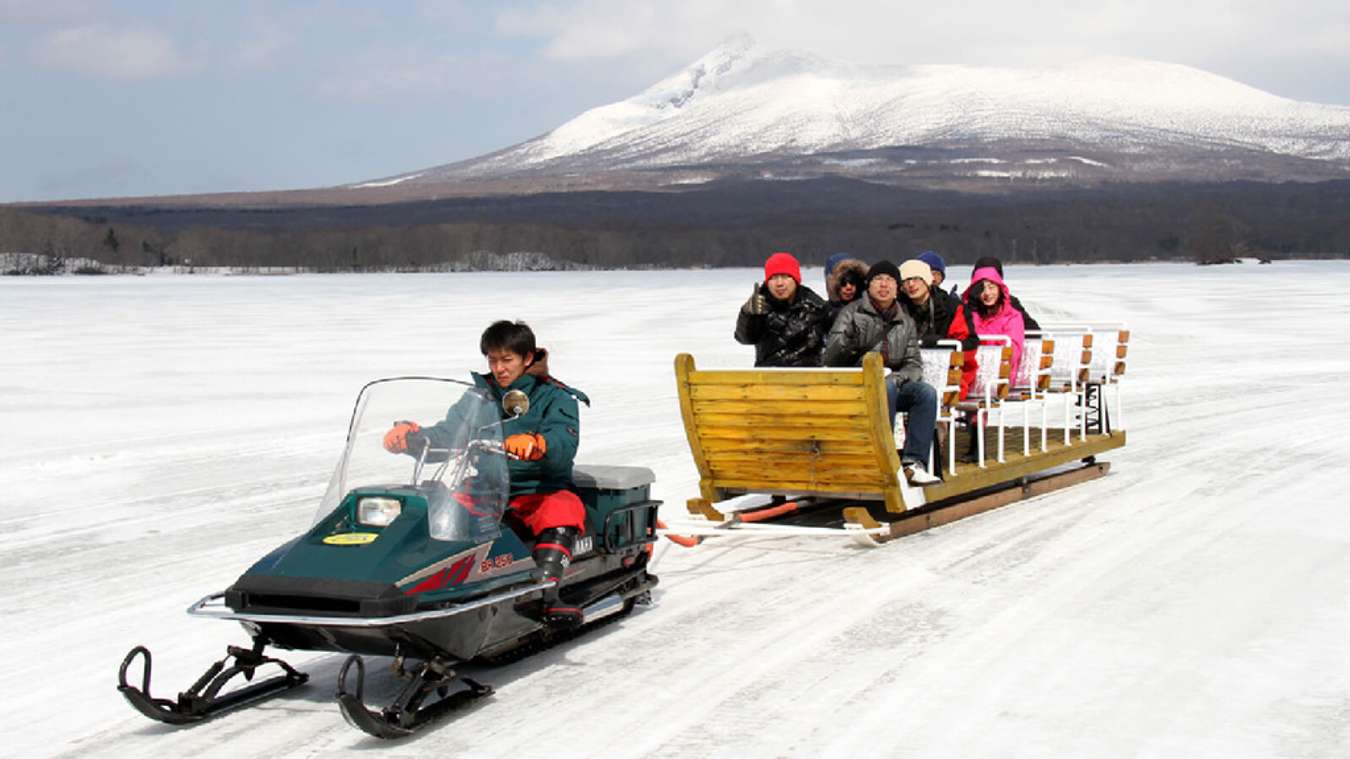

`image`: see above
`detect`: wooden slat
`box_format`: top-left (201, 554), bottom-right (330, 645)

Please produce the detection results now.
top-left (689, 384), bottom-right (866, 402)
top-left (704, 451), bottom-right (881, 468)
top-left (697, 425), bottom-right (874, 443)
top-left (708, 464), bottom-right (887, 487)
top-left (859, 353), bottom-right (904, 513)
top-left (674, 353), bottom-right (716, 502)
top-left (687, 370), bottom-right (864, 386)
top-left (713, 477), bottom-right (886, 494)
top-left (698, 437), bottom-right (877, 455)
top-left (691, 399), bottom-right (869, 417)
top-left (691, 412), bottom-right (869, 431)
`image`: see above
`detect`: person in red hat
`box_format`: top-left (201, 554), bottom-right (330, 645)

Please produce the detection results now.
top-left (734, 251), bottom-right (831, 367)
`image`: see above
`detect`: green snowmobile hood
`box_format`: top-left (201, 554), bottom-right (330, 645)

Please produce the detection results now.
top-left (234, 486), bottom-right (533, 605)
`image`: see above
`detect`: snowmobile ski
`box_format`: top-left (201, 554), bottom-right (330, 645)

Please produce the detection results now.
top-left (336, 654), bottom-right (493, 739)
top-left (117, 642), bottom-right (307, 724)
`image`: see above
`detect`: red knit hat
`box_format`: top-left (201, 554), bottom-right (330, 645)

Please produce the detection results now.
top-left (763, 252), bottom-right (801, 284)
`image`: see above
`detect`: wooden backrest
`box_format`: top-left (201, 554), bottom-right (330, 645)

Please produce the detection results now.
top-left (1012, 333), bottom-right (1056, 396)
top-left (970, 338), bottom-right (1013, 403)
top-left (1044, 322), bottom-right (1129, 385)
top-left (920, 344), bottom-right (964, 409)
top-left (1043, 328), bottom-right (1093, 391)
top-left (675, 352), bottom-right (908, 513)
top-left (1086, 328), bottom-right (1119, 384)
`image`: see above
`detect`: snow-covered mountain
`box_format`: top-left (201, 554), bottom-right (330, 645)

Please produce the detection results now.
top-left (357, 35), bottom-right (1350, 191)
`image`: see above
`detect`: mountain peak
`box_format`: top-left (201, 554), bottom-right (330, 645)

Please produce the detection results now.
top-left (363, 42), bottom-right (1350, 191)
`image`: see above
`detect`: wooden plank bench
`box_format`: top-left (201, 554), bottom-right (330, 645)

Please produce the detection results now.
top-left (675, 352), bottom-right (909, 514)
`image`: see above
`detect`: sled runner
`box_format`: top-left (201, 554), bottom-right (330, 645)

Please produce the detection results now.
top-left (671, 348), bottom-right (1125, 547)
top-left (118, 377), bottom-right (659, 738)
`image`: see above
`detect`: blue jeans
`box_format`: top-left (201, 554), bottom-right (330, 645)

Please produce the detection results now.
top-left (885, 377), bottom-right (937, 467)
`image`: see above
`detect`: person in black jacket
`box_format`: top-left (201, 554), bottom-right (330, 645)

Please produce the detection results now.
top-left (972, 256), bottom-right (1040, 331)
top-left (825, 257), bottom-right (868, 324)
top-left (735, 252), bottom-right (830, 367)
top-left (900, 259), bottom-right (982, 401)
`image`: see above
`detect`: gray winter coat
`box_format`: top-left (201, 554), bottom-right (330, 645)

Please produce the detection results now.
top-left (822, 297), bottom-right (924, 383)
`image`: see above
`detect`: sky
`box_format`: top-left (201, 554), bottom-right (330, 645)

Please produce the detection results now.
top-left (2, 0), bottom-right (1348, 203)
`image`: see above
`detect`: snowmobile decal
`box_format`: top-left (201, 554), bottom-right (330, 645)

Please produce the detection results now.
top-left (322, 532), bottom-right (379, 546)
top-left (474, 555), bottom-right (534, 581)
top-left (396, 544), bottom-right (487, 588)
top-left (573, 536), bottom-right (594, 556)
top-left (478, 553), bottom-right (516, 573)
top-left (403, 555), bottom-right (476, 594)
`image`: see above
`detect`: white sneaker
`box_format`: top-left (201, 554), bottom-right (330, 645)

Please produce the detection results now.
top-left (903, 463), bottom-right (942, 487)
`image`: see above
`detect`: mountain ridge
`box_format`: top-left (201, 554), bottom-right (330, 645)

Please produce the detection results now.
top-left (356, 36), bottom-right (1350, 191)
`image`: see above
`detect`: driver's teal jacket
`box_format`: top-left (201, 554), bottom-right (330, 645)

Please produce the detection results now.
top-left (422, 366), bottom-right (589, 498)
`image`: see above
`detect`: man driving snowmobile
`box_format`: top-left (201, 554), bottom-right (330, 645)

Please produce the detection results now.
top-left (382, 320), bottom-right (590, 626)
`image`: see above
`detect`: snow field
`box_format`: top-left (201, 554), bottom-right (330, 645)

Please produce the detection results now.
top-left (1, 262), bottom-right (1347, 757)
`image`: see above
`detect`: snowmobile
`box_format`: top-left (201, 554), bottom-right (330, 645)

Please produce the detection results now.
top-left (117, 377), bottom-right (660, 738)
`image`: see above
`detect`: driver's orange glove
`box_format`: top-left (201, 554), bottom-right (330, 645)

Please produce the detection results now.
top-left (383, 421), bottom-right (421, 453)
top-left (504, 432), bottom-right (547, 461)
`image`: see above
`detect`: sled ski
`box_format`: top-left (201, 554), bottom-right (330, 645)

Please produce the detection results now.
top-left (842, 460), bottom-right (1113, 546)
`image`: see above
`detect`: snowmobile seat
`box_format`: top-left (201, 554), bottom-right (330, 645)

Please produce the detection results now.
top-left (572, 464), bottom-right (659, 552)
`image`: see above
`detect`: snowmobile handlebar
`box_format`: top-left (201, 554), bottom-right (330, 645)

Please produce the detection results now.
top-left (412, 437), bottom-right (517, 487)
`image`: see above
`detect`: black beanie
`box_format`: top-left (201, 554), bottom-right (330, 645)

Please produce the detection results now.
top-left (866, 260), bottom-right (901, 283)
top-left (973, 256), bottom-right (1005, 277)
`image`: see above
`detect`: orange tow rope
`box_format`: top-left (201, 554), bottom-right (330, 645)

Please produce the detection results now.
top-left (656, 519), bottom-right (702, 547)
top-left (734, 500), bottom-right (799, 523)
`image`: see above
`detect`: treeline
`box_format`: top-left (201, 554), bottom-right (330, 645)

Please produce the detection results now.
top-left (6, 178), bottom-right (1350, 272)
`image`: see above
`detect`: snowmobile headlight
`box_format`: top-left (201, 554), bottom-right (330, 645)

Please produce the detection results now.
top-left (357, 497), bottom-right (402, 527)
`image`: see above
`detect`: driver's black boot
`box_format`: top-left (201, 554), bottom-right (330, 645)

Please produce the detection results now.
top-left (532, 527), bottom-right (582, 629)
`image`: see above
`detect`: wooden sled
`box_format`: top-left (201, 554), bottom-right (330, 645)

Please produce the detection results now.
top-left (672, 352), bottom-right (1125, 547)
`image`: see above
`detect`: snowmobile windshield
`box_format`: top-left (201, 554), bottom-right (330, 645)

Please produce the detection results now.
top-left (316, 377), bottom-right (509, 542)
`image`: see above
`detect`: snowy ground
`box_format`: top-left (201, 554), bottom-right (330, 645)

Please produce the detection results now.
top-left (2, 262), bottom-right (1348, 758)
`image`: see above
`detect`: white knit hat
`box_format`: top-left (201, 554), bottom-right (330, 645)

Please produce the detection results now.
top-left (899, 259), bottom-right (933, 286)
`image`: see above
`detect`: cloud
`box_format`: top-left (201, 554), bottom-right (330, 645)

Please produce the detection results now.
top-left (318, 47), bottom-right (525, 102)
top-left (490, 1), bottom-right (1350, 102)
top-left (234, 17), bottom-right (290, 69)
top-left (496, 0), bottom-right (676, 60)
top-left (31, 23), bottom-right (205, 79)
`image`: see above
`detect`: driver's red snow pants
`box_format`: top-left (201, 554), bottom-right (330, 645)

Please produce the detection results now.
top-left (509, 490), bottom-right (586, 535)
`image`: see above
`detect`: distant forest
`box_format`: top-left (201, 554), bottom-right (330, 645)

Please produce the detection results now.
top-left (4, 177), bottom-right (1350, 272)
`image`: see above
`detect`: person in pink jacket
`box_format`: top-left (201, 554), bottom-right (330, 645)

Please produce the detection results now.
top-left (963, 266), bottom-right (1025, 378)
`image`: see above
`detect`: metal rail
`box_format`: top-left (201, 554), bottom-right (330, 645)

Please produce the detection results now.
top-left (186, 581), bottom-right (553, 628)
